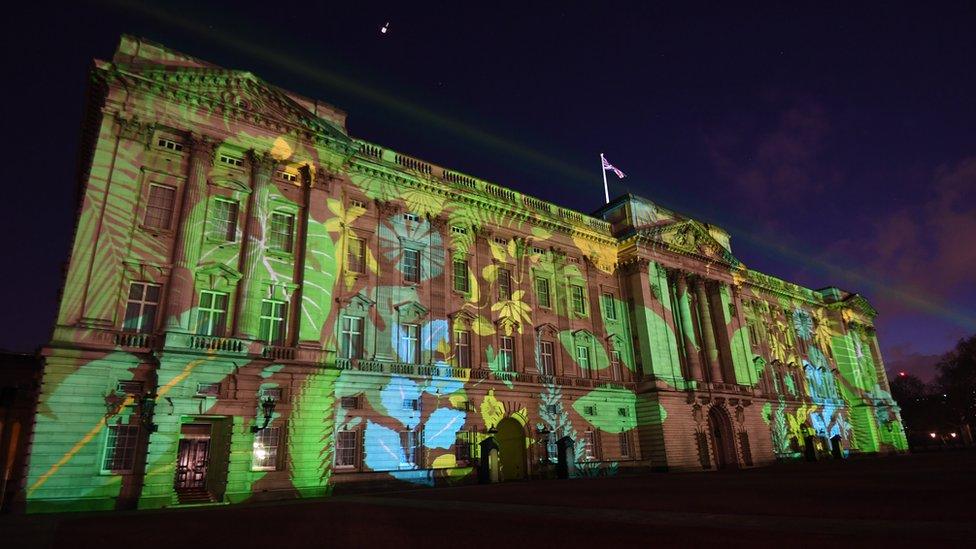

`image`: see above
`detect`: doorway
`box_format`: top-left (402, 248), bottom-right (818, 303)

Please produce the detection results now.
top-left (495, 418), bottom-right (527, 481)
top-left (707, 406), bottom-right (738, 469)
top-left (175, 423), bottom-right (212, 495)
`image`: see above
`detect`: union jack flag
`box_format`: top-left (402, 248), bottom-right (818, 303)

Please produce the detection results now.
top-left (602, 155), bottom-right (626, 179)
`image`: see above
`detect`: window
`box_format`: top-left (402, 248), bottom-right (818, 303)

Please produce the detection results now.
top-left (349, 199), bottom-right (367, 209)
top-left (252, 427), bottom-right (280, 471)
top-left (197, 291), bottom-right (228, 336)
top-left (539, 340), bottom-right (554, 376)
top-left (260, 387), bottom-right (282, 401)
top-left (619, 431), bottom-right (631, 459)
top-left (340, 396), bottom-right (360, 409)
top-left (610, 350), bottom-right (622, 380)
top-left (493, 237), bottom-right (508, 246)
top-left (617, 407), bottom-right (629, 418)
top-left (455, 330), bottom-right (471, 368)
top-left (453, 260), bottom-right (469, 292)
top-left (451, 225), bottom-right (467, 235)
top-left (347, 237), bottom-right (366, 273)
top-left (143, 184), bottom-right (176, 230)
top-left (584, 405), bottom-right (597, 416)
top-left (156, 137), bottom-right (183, 152)
top-left (259, 299), bottom-right (288, 345)
top-left (340, 316), bottom-right (364, 359)
top-left (535, 277), bottom-right (551, 308)
top-left (576, 345), bottom-right (591, 371)
top-left (402, 398), bottom-right (419, 411)
top-left (123, 282), bottom-right (161, 333)
top-left (209, 199), bottom-right (238, 241)
top-left (400, 324), bottom-right (420, 364)
top-left (583, 430), bottom-right (597, 461)
top-left (531, 246), bottom-right (545, 255)
top-left (500, 336), bottom-right (515, 371)
top-left (277, 170), bottom-right (298, 183)
top-left (543, 431), bottom-right (558, 463)
top-left (402, 249), bottom-right (420, 283)
top-left (219, 153), bottom-right (244, 167)
top-left (498, 268), bottom-right (512, 300)
top-left (403, 213), bottom-right (420, 223)
top-left (196, 382), bottom-right (220, 397)
top-left (602, 293), bottom-right (617, 321)
top-left (400, 430), bottom-right (419, 467)
top-left (335, 430), bottom-right (358, 467)
top-left (102, 425), bottom-right (139, 472)
top-left (455, 432), bottom-right (472, 462)
top-left (116, 381), bottom-right (144, 395)
top-left (571, 285), bottom-right (587, 315)
top-left (269, 212), bottom-right (295, 253)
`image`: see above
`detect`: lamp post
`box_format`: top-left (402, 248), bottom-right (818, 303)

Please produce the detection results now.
top-left (251, 396), bottom-right (277, 433)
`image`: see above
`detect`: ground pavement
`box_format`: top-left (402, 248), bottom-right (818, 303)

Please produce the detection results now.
top-left (1, 451), bottom-right (973, 547)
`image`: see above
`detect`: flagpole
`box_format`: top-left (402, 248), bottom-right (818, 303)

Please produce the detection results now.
top-left (600, 153), bottom-right (609, 204)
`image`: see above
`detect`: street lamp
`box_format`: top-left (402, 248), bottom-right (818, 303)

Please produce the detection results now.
top-left (251, 396), bottom-right (277, 433)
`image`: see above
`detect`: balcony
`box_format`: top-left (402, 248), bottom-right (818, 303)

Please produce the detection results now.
top-left (114, 331), bottom-right (156, 350)
top-left (164, 332), bottom-right (249, 356)
top-left (262, 345), bottom-right (296, 361)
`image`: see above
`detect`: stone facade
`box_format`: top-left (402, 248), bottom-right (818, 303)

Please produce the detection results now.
top-left (20, 36), bottom-right (907, 513)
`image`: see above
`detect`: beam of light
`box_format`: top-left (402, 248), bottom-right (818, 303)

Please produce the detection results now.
top-left (104, 0), bottom-right (974, 332)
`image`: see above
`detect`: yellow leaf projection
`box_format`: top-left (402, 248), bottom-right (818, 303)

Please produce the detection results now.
top-left (480, 389), bottom-right (505, 429)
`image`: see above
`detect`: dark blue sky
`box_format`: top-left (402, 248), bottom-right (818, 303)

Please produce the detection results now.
top-left (3, 1), bottom-right (974, 379)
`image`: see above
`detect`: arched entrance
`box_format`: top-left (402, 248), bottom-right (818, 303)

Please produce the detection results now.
top-left (707, 406), bottom-right (738, 470)
top-left (495, 418), bottom-right (527, 481)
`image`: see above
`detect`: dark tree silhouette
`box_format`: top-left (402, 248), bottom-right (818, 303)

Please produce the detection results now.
top-left (935, 334), bottom-right (976, 442)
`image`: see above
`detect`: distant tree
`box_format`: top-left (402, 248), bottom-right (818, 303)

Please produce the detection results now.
top-left (891, 373), bottom-right (942, 433)
top-left (935, 334), bottom-right (976, 441)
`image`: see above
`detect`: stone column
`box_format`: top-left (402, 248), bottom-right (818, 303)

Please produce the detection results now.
top-left (675, 272), bottom-right (704, 382)
top-left (233, 150), bottom-right (277, 340)
top-left (694, 278), bottom-right (723, 384)
top-left (165, 133), bottom-right (217, 331)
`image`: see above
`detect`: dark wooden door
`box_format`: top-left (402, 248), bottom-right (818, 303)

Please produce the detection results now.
top-left (175, 438), bottom-right (210, 489)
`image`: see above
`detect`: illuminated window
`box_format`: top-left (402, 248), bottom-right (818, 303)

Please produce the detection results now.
top-left (347, 237), bottom-right (366, 273)
top-left (252, 427), bottom-right (280, 471)
top-left (209, 198), bottom-right (238, 241)
top-left (498, 268), bottom-right (512, 300)
top-left (400, 429), bottom-right (419, 467)
top-left (535, 277), bottom-right (551, 308)
top-left (144, 184), bottom-right (176, 230)
top-left (454, 330), bottom-right (471, 368)
top-left (576, 345), bottom-right (591, 371)
top-left (402, 249), bottom-right (420, 283)
top-left (619, 431), bottom-right (631, 459)
top-left (539, 340), bottom-right (554, 376)
top-left (102, 425), bottom-right (139, 472)
top-left (340, 316), bottom-right (364, 359)
top-left (602, 293), bottom-right (617, 321)
top-left (335, 430), bottom-right (358, 468)
top-left (259, 299), bottom-right (287, 345)
top-left (277, 169), bottom-right (298, 183)
top-left (196, 291), bottom-right (228, 337)
top-left (571, 285), bottom-right (586, 315)
top-left (400, 324), bottom-right (420, 364)
top-left (269, 212), bottom-right (295, 253)
top-left (453, 260), bottom-right (469, 292)
top-left (123, 282), bottom-right (160, 334)
top-left (500, 336), bottom-right (515, 371)
top-left (583, 430), bottom-right (597, 461)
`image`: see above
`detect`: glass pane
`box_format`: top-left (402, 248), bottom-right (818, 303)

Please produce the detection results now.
top-left (145, 284), bottom-right (160, 303)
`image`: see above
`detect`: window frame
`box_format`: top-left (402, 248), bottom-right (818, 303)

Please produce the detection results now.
top-left (101, 424), bottom-right (140, 473)
top-left (402, 248), bottom-right (421, 283)
top-left (268, 211), bottom-right (296, 254)
top-left (208, 197), bottom-right (239, 242)
top-left (400, 323), bottom-right (421, 364)
top-left (339, 315), bottom-right (364, 359)
top-left (347, 236), bottom-right (366, 274)
top-left (251, 426), bottom-right (281, 471)
top-left (535, 277), bottom-right (551, 309)
top-left (196, 290), bottom-right (229, 337)
top-left (498, 268), bottom-right (513, 300)
top-left (259, 299), bottom-right (288, 345)
top-left (453, 259), bottom-right (470, 293)
top-left (571, 285), bottom-right (587, 316)
top-left (143, 183), bottom-right (177, 231)
top-left (602, 292), bottom-right (617, 321)
top-left (539, 340), bottom-right (555, 376)
top-left (576, 345), bottom-right (591, 372)
top-left (500, 336), bottom-right (515, 371)
top-left (335, 429), bottom-right (359, 469)
top-left (122, 282), bottom-right (161, 334)
top-left (454, 329), bottom-right (471, 369)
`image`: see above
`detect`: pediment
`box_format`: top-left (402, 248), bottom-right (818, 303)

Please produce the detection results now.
top-left (571, 329), bottom-right (595, 343)
top-left (535, 323), bottom-right (558, 338)
top-left (448, 309), bottom-right (477, 328)
top-left (126, 66), bottom-right (350, 143)
top-left (195, 262), bottom-right (242, 287)
top-left (339, 292), bottom-right (375, 314)
top-left (394, 301), bottom-right (429, 323)
top-left (644, 220), bottom-right (740, 266)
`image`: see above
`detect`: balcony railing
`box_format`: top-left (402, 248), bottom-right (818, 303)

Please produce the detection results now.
top-left (114, 331), bottom-right (155, 349)
top-left (262, 345), bottom-right (296, 361)
top-left (187, 335), bottom-right (246, 353)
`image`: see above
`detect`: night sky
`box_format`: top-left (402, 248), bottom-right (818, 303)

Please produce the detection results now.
top-left (3, 1), bottom-right (973, 380)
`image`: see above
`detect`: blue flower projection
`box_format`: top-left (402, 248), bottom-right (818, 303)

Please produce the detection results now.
top-left (423, 408), bottom-right (466, 449)
top-left (378, 215), bottom-right (444, 282)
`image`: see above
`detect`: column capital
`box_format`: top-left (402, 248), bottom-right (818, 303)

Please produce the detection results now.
top-left (187, 133), bottom-right (218, 164)
top-left (247, 149), bottom-right (278, 175)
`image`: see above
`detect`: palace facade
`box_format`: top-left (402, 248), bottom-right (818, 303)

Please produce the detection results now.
top-left (20, 36), bottom-right (907, 513)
